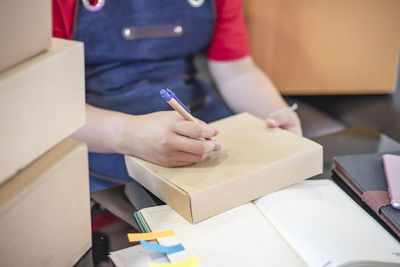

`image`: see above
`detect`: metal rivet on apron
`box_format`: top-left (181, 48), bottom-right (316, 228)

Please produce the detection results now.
top-left (82, 0), bottom-right (105, 12)
top-left (174, 26), bottom-right (183, 34)
top-left (122, 27), bottom-right (132, 38)
top-left (187, 0), bottom-right (204, 8)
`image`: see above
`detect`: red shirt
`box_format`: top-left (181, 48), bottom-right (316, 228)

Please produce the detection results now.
top-left (52, 0), bottom-right (250, 61)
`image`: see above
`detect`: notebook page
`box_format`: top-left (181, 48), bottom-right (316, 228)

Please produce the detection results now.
top-left (140, 203), bottom-right (306, 267)
top-left (253, 179), bottom-right (400, 267)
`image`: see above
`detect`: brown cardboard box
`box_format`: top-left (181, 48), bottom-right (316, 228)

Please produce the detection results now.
top-left (0, 0), bottom-right (51, 72)
top-left (0, 139), bottom-right (91, 267)
top-left (0, 38), bottom-right (85, 185)
top-left (125, 113), bottom-right (323, 223)
top-left (244, 0), bottom-right (400, 95)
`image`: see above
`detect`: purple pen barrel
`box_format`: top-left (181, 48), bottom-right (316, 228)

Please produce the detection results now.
top-left (160, 88), bottom-right (191, 113)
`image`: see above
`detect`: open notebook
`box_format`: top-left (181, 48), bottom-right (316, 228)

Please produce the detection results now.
top-left (134, 180), bottom-right (400, 267)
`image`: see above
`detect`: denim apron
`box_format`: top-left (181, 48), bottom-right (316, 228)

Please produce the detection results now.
top-left (74, 0), bottom-right (233, 192)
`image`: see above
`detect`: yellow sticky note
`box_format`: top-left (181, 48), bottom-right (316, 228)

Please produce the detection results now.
top-left (127, 230), bottom-right (175, 242)
top-left (150, 256), bottom-right (199, 267)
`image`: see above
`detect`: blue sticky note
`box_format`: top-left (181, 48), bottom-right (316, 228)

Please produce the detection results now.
top-left (140, 240), bottom-right (185, 255)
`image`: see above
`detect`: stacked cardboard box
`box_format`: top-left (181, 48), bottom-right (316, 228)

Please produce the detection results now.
top-left (0, 0), bottom-right (52, 72)
top-left (0, 139), bottom-right (91, 266)
top-left (0, 38), bottom-right (86, 184)
top-left (0, 2), bottom-right (91, 264)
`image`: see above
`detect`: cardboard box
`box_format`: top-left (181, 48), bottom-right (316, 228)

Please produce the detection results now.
top-left (0, 0), bottom-right (51, 72)
top-left (0, 139), bottom-right (91, 267)
top-left (0, 38), bottom-right (85, 185)
top-left (125, 113), bottom-right (323, 223)
top-left (244, 0), bottom-right (400, 95)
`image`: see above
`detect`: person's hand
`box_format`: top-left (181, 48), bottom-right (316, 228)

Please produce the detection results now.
top-left (266, 109), bottom-right (302, 136)
top-left (122, 111), bottom-right (221, 167)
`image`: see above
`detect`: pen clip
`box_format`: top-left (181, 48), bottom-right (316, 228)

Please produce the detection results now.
top-left (165, 89), bottom-right (191, 113)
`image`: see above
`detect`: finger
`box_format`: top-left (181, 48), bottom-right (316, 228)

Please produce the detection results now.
top-left (174, 135), bottom-right (221, 155)
top-left (155, 150), bottom-right (199, 167)
top-left (159, 160), bottom-right (193, 167)
top-left (175, 151), bottom-right (208, 163)
top-left (173, 120), bottom-right (219, 139)
top-left (267, 112), bottom-right (302, 135)
top-left (196, 119), bottom-right (220, 136)
top-left (266, 112), bottom-right (292, 129)
top-left (266, 118), bottom-right (277, 128)
top-left (170, 161), bottom-right (195, 167)
top-left (159, 151), bottom-right (212, 167)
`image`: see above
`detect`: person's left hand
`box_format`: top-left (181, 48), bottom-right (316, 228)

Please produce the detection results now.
top-left (266, 109), bottom-right (302, 136)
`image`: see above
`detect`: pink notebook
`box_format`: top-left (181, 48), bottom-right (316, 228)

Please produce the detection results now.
top-left (383, 154), bottom-right (400, 210)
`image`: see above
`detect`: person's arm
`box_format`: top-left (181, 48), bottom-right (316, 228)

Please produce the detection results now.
top-left (71, 104), bottom-right (221, 166)
top-left (208, 56), bottom-right (302, 135)
top-left (208, 0), bottom-right (301, 135)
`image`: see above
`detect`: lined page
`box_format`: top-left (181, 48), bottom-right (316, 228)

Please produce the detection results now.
top-left (254, 179), bottom-right (400, 267)
top-left (140, 203), bottom-right (305, 267)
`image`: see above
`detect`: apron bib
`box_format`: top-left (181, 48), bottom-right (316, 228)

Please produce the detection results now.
top-left (74, 0), bottom-right (232, 191)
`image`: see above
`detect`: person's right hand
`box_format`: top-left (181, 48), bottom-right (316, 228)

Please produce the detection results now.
top-left (121, 111), bottom-right (221, 167)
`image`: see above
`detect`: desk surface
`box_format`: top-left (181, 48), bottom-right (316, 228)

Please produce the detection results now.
top-left (299, 87), bottom-right (400, 141)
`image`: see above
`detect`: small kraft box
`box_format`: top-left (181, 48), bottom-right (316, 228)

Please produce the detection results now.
top-left (244, 0), bottom-right (400, 95)
top-left (0, 139), bottom-right (91, 267)
top-left (125, 113), bottom-right (323, 223)
top-left (0, 0), bottom-right (51, 72)
top-left (0, 38), bottom-right (85, 185)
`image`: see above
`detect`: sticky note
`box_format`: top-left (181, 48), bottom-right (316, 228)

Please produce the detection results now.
top-left (140, 240), bottom-right (184, 254)
top-left (127, 230), bottom-right (175, 242)
top-left (149, 256), bottom-right (199, 267)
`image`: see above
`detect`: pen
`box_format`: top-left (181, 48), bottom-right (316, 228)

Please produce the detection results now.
top-left (160, 88), bottom-right (214, 140)
top-left (160, 88), bottom-right (197, 122)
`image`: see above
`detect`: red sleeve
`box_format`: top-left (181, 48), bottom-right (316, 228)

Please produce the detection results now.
top-left (207, 0), bottom-right (251, 61)
top-left (52, 0), bottom-right (77, 39)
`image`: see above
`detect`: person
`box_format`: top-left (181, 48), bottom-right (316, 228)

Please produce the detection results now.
top-left (53, 0), bottom-right (302, 193)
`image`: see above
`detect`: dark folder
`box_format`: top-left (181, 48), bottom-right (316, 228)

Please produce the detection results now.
top-left (332, 151), bottom-right (400, 240)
